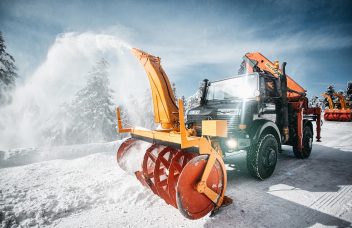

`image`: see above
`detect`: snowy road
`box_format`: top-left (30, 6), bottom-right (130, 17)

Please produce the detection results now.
top-left (1, 121), bottom-right (352, 227)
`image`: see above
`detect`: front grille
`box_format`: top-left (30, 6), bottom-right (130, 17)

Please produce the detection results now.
top-left (191, 115), bottom-right (241, 136)
top-left (215, 115), bottom-right (240, 133)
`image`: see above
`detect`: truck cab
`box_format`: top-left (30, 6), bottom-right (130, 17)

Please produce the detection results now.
top-left (186, 71), bottom-right (303, 179)
top-left (187, 72), bottom-right (281, 150)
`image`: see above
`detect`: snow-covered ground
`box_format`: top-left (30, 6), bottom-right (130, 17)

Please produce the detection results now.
top-left (1, 121), bottom-right (352, 228)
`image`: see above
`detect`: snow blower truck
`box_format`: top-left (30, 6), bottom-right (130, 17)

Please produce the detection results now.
top-left (115, 49), bottom-right (322, 219)
top-left (322, 84), bottom-right (352, 121)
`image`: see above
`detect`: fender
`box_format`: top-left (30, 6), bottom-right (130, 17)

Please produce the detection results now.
top-left (248, 119), bottom-right (282, 145)
top-left (304, 120), bottom-right (313, 134)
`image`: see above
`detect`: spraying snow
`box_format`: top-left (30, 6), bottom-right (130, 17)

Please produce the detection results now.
top-left (0, 32), bottom-right (149, 149)
top-left (116, 139), bottom-right (152, 174)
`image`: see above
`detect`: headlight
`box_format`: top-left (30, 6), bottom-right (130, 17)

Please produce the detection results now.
top-left (226, 139), bottom-right (238, 149)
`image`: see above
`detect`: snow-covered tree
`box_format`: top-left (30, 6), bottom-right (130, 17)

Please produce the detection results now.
top-left (123, 90), bottom-right (155, 130)
top-left (185, 81), bottom-right (204, 111)
top-left (43, 102), bottom-right (72, 145)
top-left (139, 89), bottom-right (155, 129)
top-left (309, 95), bottom-right (322, 108)
top-left (181, 95), bottom-right (187, 108)
top-left (45, 59), bottom-right (117, 145)
top-left (66, 58), bottom-right (116, 144)
top-left (0, 32), bottom-right (18, 106)
top-left (171, 82), bottom-right (177, 102)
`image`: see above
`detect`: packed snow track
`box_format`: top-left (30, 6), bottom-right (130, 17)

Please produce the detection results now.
top-left (1, 121), bottom-right (352, 227)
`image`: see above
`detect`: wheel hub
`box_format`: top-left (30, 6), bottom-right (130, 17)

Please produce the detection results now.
top-left (308, 137), bottom-right (312, 149)
top-left (264, 148), bottom-right (276, 167)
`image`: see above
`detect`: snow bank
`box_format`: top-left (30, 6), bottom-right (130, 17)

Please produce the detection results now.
top-left (0, 141), bottom-right (121, 168)
top-left (316, 121), bottom-right (352, 152)
top-left (1, 153), bottom-right (125, 227)
top-left (0, 143), bottom-right (203, 228)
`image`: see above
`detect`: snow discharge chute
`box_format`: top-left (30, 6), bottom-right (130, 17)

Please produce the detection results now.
top-left (115, 48), bottom-right (232, 219)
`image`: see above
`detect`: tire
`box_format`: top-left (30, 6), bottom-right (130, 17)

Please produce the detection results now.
top-left (293, 126), bottom-right (313, 159)
top-left (247, 134), bottom-right (278, 180)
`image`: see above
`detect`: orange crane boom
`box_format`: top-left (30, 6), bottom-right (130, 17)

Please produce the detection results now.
top-left (244, 52), bottom-right (306, 99)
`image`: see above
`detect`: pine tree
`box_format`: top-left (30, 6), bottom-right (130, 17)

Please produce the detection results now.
top-left (171, 82), bottom-right (177, 102)
top-left (181, 95), bottom-right (187, 108)
top-left (43, 102), bottom-right (72, 145)
top-left (124, 90), bottom-right (155, 130)
top-left (65, 58), bottom-right (116, 144)
top-left (140, 89), bottom-right (155, 129)
top-left (0, 32), bottom-right (18, 106)
top-left (186, 81), bottom-right (204, 111)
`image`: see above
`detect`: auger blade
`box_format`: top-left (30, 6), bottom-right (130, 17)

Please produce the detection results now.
top-left (154, 147), bottom-right (178, 205)
top-left (176, 155), bottom-right (226, 220)
top-left (142, 144), bottom-right (165, 194)
top-left (116, 140), bottom-right (230, 220)
top-left (167, 151), bottom-right (196, 207)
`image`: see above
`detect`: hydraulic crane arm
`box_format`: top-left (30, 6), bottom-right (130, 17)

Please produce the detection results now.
top-left (131, 48), bottom-right (179, 130)
top-left (244, 52), bottom-right (306, 99)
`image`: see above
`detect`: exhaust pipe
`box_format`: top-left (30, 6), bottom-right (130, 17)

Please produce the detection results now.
top-left (280, 62), bottom-right (289, 143)
top-left (200, 79), bottom-right (209, 106)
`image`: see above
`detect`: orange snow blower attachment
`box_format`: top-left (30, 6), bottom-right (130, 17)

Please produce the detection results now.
top-left (322, 93), bottom-right (352, 121)
top-left (116, 48), bottom-right (232, 219)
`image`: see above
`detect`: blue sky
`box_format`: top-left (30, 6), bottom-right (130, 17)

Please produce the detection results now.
top-left (1, 0), bottom-right (352, 97)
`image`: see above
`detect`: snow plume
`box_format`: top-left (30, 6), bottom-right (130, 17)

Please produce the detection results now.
top-left (0, 32), bottom-right (151, 149)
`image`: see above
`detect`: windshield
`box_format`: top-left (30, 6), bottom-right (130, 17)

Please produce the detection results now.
top-left (207, 73), bottom-right (259, 101)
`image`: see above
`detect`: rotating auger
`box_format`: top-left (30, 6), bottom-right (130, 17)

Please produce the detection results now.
top-left (115, 48), bottom-right (232, 219)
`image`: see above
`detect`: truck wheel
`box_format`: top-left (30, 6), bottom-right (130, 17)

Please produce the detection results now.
top-left (247, 134), bottom-right (278, 180)
top-left (293, 126), bottom-right (313, 159)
